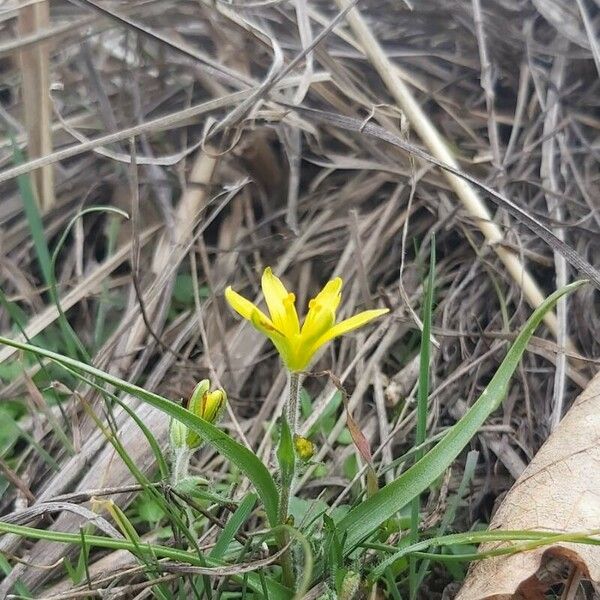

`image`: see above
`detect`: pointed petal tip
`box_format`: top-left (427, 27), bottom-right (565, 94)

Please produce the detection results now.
top-left (328, 277), bottom-right (343, 292)
top-left (224, 286), bottom-right (260, 321)
top-left (312, 306), bottom-right (389, 349)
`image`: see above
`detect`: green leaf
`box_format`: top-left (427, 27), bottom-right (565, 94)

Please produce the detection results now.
top-left (63, 556), bottom-right (81, 584)
top-left (0, 554), bottom-right (30, 598)
top-left (337, 280), bottom-right (586, 552)
top-left (173, 274), bottom-right (209, 304)
top-left (211, 494), bottom-right (257, 560)
top-left (133, 492), bottom-right (166, 527)
top-left (48, 206), bottom-right (129, 362)
top-left (10, 141), bottom-right (52, 288)
top-left (9, 136), bottom-right (81, 359)
top-left (0, 335), bottom-right (280, 527)
top-left (410, 238), bottom-right (435, 597)
top-left (307, 390), bottom-right (343, 438)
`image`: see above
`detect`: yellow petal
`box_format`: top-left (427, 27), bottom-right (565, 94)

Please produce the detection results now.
top-left (250, 309), bottom-right (297, 369)
top-left (225, 286), bottom-right (270, 324)
top-left (300, 277), bottom-right (342, 341)
top-left (202, 390), bottom-right (226, 423)
top-left (282, 292), bottom-right (300, 335)
top-left (313, 308), bottom-right (389, 349)
top-left (248, 306), bottom-right (282, 337)
top-left (261, 267), bottom-right (300, 336)
top-left (225, 282), bottom-right (298, 369)
top-left (313, 278), bottom-right (342, 313)
top-left (283, 338), bottom-right (312, 372)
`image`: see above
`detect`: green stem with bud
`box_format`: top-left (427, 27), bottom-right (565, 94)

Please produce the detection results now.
top-left (171, 447), bottom-right (192, 487)
top-left (171, 447), bottom-right (199, 544)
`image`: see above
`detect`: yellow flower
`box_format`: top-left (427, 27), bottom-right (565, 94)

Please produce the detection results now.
top-left (225, 267), bottom-right (389, 372)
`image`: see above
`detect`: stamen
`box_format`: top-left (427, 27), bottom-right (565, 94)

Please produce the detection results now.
top-left (308, 299), bottom-right (322, 312)
top-left (284, 293), bottom-right (296, 307)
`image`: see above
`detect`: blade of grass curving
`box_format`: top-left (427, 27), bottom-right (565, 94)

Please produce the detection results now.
top-left (384, 568), bottom-right (403, 600)
top-left (47, 206), bottom-right (130, 363)
top-left (104, 502), bottom-right (171, 600)
top-left (0, 554), bottom-right (31, 598)
top-left (211, 494), bottom-right (257, 560)
top-left (337, 280), bottom-right (586, 552)
top-left (194, 495), bottom-right (258, 598)
top-left (0, 287), bottom-right (29, 329)
top-left (0, 521), bottom-right (290, 600)
top-left (10, 140), bottom-right (52, 287)
top-left (79, 529), bottom-right (93, 590)
top-left (94, 214), bottom-right (121, 350)
top-left (8, 137), bottom-right (81, 359)
top-left (371, 528), bottom-right (600, 577)
top-left (409, 238), bottom-right (435, 598)
top-left (0, 335), bottom-right (280, 526)
top-left (76, 386), bottom-right (183, 531)
top-left (110, 394), bottom-right (169, 480)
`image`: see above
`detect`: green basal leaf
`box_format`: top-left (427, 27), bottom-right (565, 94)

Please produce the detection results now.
top-left (337, 280), bottom-right (586, 553)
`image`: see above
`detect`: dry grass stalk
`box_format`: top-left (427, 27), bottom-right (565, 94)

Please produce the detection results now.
top-left (334, 0), bottom-right (560, 339)
top-left (17, 0), bottom-right (55, 211)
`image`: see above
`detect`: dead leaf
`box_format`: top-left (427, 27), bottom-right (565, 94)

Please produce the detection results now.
top-left (456, 370), bottom-right (600, 599)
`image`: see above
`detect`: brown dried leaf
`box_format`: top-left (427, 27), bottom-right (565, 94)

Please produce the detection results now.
top-left (456, 371), bottom-right (600, 599)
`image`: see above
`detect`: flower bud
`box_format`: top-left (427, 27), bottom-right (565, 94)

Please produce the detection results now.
top-left (294, 435), bottom-right (315, 461)
top-left (169, 380), bottom-right (227, 450)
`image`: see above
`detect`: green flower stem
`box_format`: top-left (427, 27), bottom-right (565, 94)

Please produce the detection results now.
top-left (286, 371), bottom-right (301, 430)
top-left (277, 371), bottom-right (301, 588)
top-left (171, 447), bottom-right (199, 545)
top-left (171, 447), bottom-right (192, 486)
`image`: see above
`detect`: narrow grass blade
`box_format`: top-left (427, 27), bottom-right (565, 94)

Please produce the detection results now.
top-left (47, 206), bottom-right (129, 363)
top-left (372, 528), bottom-right (600, 577)
top-left (211, 494), bottom-right (257, 559)
top-left (0, 554), bottom-right (31, 598)
top-left (409, 239), bottom-right (435, 597)
top-left (10, 142), bottom-right (52, 286)
top-left (337, 280), bottom-right (586, 552)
